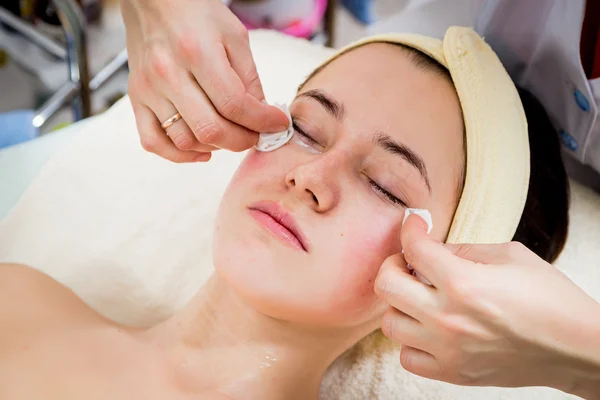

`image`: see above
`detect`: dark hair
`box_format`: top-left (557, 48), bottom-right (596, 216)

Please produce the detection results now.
top-left (299, 43), bottom-right (570, 263)
top-left (512, 87), bottom-right (570, 263)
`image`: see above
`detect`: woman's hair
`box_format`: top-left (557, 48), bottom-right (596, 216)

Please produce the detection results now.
top-left (300, 43), bottom-right (570, 263)
top-left (512, 87), bottom-right (570, 263)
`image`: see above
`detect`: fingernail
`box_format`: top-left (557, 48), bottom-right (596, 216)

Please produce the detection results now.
top-left (402, 208), bottom-right (433, 234)
top-left (414, 270), bottom-right (433, 286)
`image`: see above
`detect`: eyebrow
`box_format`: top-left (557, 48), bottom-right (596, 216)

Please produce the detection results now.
top-left (298, 89), bottom-right (432, 194)
top-left (373, 132), bottom-right (432, 194)
top-left (298, 89), bottom-right (345, 121)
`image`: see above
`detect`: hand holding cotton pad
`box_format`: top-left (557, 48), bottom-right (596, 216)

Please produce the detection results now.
top-left (254, 104), bottom-right (294, 152)
top-left (403, 208), bottom-right (433, 234)
top-left (403, 208), bottom-right (434, 285)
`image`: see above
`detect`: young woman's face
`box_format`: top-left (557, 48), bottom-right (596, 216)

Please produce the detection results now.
top-left (213, 44), bottom-right (464, 330)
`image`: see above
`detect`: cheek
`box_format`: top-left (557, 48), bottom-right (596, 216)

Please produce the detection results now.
top-left (229, 150), bottom-right (268, 183)
top-left (330, 215), bottom-right (401, 316)
top-left (242, 149), bottom-right (269, 170)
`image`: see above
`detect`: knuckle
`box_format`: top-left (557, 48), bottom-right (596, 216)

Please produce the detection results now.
top-left (172, 135), bottom-right (196, 151)
top-left (445, 275), bottom-right (474, 298)
top-left (374, 268), bottom-right (393, 298)
top-left (141, 69), bottom-right (156, 92)
top-left (231, 22), bottom-right (250, 41)
top-left (453, 243), bottom-right (475, 259)
top-left (437, 314), bottom-right (463, 338)
top-left (505, 241), bottom-right (526, 259)
top-left (403, 241), bottom-right (422, 268)
top-left (456, 368), bottom-right (479, 386)
top-left (129, 71), bottom-right (153, 98)
top-left (399, 348), bottom-right (415, 372)
top-left (217, 93), bottom-right (245, 120)
top-left (175, 34), bottom-right (202, 63)
top-left (436, 314), bottom-right (477, 343)
top-left (128, 72), bottom-right (143, 95)
top-left (239, 26), bottom-right (250, 41)
top-left (140, 136), bottom-right (157, 153)
top-left (148, 45), bottom-right (175, 81)
top-left (192, 119), bottom-right (222, 144)
top-left (381, 310), bottom-right (398, 339)
top-left (243, 68), bottom-right (261, 90)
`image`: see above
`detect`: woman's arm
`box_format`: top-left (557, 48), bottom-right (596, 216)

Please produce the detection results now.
top-left (0, 263), bottom-right (103, 348)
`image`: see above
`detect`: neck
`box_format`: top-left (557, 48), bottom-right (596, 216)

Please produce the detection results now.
top-left (143, 274), bottom-right (367, 400)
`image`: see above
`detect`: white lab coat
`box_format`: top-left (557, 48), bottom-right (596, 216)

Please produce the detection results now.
top-left (368, 0), bottom-right (600, 188)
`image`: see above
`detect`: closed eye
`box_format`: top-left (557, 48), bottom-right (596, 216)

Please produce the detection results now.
top-left (291, 114), bottom-right (407, 208)
top-left (368, 177), bottom-right (408, 208)
top-left (292, 118), bottom-right (320, 146)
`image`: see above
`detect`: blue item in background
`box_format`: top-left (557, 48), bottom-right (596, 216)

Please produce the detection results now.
top-left (0, 110), bottom-right (39, 149)
top-left (341, 0), bottom-right (375, 24)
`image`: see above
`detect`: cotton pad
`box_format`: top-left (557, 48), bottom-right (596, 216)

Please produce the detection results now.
top-left (254, 104), bottom-right (294, 152)
top-left (403, 208), bottom-right (433, 234)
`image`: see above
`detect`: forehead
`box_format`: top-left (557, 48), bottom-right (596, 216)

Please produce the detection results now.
top-left (300, 43), bottom-right (466, 224)
top-left (302, 44), bottom-right (460, 122)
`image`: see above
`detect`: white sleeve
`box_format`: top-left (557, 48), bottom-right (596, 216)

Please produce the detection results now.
top-left (474, 0), bottom-right (600, 178)
top-left (366, 0), bottom-right (599, 178)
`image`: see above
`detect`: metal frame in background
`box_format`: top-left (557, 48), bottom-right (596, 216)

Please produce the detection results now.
top-left (0, 0), bottom-right (128, 129)
top-left (324, 0), bottom-right (337, 47)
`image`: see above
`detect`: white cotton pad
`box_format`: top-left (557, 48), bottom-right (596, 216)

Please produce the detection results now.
top-left (254, 104), bottom-right (294, 152)
top-left (402, 208), bottom-right (433, 234)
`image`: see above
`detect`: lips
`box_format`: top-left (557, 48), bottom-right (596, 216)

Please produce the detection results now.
top-left (248, 201), bottom-right (308, 252)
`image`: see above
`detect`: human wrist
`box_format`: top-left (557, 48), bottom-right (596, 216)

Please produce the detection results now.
top-left (554, 305), bottom-right (600, 399)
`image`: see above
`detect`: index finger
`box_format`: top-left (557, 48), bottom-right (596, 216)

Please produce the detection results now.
top-left (400, 213), bottom-right (461, 287)
top-left (191, 42), bottom-right (289, 134)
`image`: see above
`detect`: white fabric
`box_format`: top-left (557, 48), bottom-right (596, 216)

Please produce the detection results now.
top-left (0, 119), bottom-right (89, 220)
top-left (0, 30), bottom-right (598, 399)
top-left (255, 103), bottom-right (294, 152)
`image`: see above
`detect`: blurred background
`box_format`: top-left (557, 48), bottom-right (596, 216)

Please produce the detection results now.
top-left (0, 0), bottom-right (451, 148)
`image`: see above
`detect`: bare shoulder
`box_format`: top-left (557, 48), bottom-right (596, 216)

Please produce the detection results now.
top-left (0, 263), bottom-right (106, 344)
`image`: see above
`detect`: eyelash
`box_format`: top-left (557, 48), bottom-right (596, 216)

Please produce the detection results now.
top-left (368, 178), bottom-right (408, 208)
top-left (291, 115), bottom-right (408, 208)
top-left (292, 118), bottom-right (320, 146)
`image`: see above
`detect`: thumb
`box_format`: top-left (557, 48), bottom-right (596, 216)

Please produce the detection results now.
top-left (401, 211), bottom-right (458, 287)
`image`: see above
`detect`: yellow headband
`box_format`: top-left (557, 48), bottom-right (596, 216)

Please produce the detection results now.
top-left (309, 27), bottom-right (530, 243)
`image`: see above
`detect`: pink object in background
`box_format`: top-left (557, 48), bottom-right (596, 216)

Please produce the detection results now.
top-left (231, 0), bottom-right (328, 39)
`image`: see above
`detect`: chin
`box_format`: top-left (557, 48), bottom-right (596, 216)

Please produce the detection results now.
top-left (213, 249), bottom-right (382, 328)
top-left (212, 201), bottom-right (384, 329)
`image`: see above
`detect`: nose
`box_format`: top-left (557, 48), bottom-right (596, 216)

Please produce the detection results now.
top-left (285, 159), bottom-right (339, 213)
